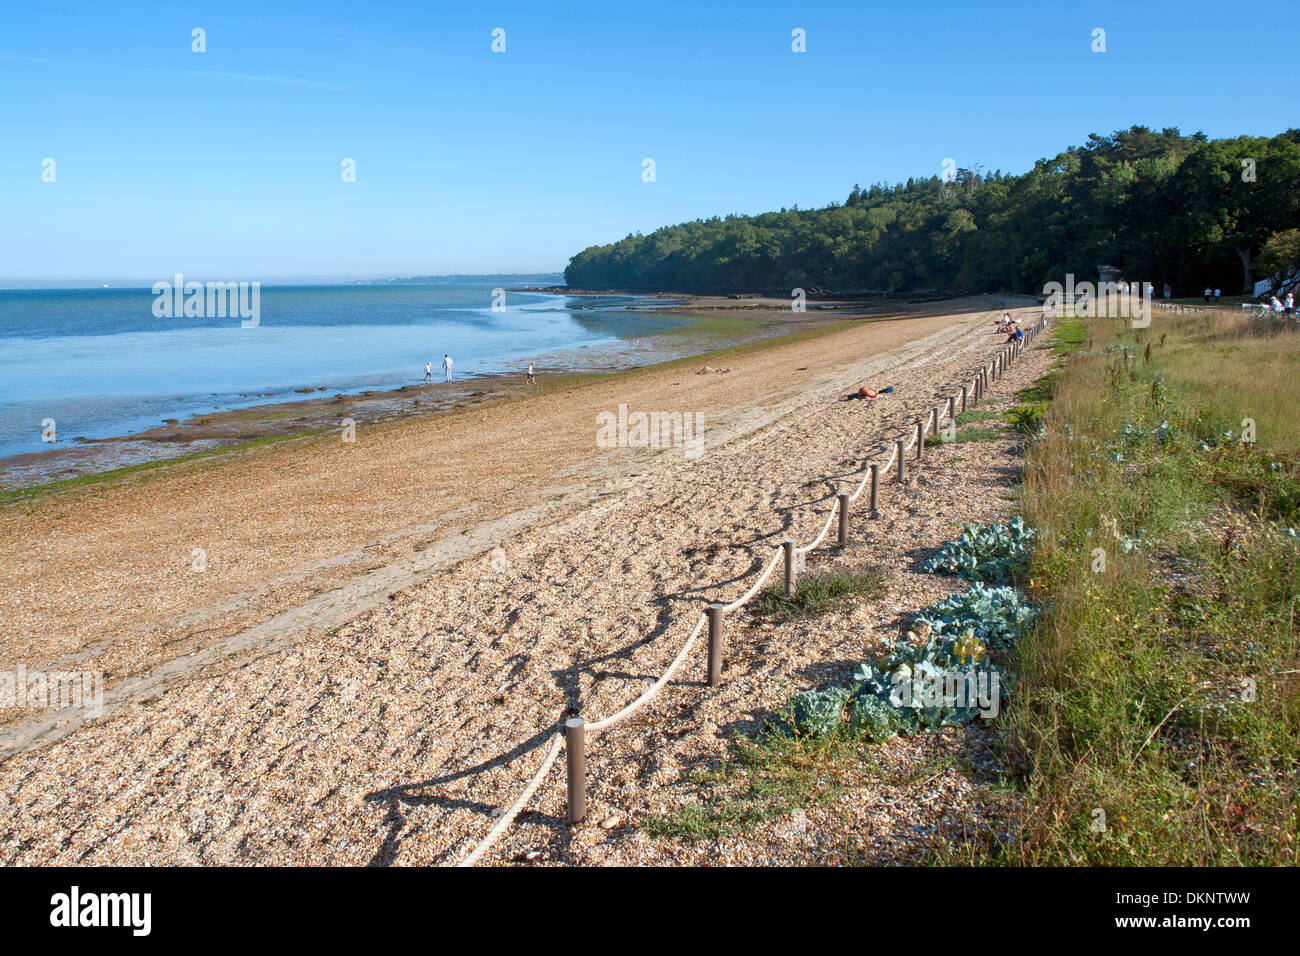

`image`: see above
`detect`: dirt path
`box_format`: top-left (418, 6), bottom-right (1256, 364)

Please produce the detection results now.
top-left (0, 295), bottom-right (1045, 865)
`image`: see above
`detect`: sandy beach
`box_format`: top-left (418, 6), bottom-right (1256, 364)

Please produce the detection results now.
top-left (0, 294), bottom-right (1047, 864)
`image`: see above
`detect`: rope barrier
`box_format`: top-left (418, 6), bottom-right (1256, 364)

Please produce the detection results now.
top-left (795, 498), bottom-right (841, 555)
top-left (455, 323), bottom-right (1033, 865)
top-left (721, 549), bottom-right (784, 613)
top-left (880, 441), bottom-right (898, 476)
top-left (456, 730), bottom-right (565, 867)
top-left (585, 612), bottom-right (709, 734)
top-left (848, 464), bottom-right (872, 503)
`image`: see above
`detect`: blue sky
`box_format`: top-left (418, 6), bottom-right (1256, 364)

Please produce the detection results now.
top-left (1, 0), bottom-right (1295, 282)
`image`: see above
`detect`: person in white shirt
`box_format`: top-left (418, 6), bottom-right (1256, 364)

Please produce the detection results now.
top-left (442, 354), bottom-right (454, 381)
top-left (1285, 293), bottom-right (1295, 316)
top-left (424, 361), bottom-right (432, 384)
top-left (526, 362), bottom-right (536, 385)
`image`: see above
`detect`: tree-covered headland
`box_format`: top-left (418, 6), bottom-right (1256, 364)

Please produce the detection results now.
top-left (564, 127), bottom-right (1300, 298)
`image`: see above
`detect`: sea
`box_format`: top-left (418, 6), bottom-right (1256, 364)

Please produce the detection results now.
top-left (0, 277), bottom-right (686, 460)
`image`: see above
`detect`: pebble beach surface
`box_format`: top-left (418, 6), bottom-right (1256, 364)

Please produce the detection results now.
top-left (0, 296), bottom-right (1052, 865)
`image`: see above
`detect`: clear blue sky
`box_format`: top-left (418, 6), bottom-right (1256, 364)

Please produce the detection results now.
top-left (1, 0), bottom-right (1295, 282)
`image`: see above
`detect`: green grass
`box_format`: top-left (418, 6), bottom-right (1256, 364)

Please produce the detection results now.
top-left (0, 429), bottom-right (331, 505)
top-left (954, 409), bottom-right (1000, 425)
top-left (1048, 313), bottom-right (1088, 353)
top-left (640, 725), bottom-right (878, 843)
top-left (748, 565), bottom-right (886, 621)
top-left (930, 427), bottom-right (1004, 445)
top-left (1015, 372), bottom-right (1060, 405)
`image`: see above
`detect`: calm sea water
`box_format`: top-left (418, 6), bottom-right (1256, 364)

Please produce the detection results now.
top-left (0, 280), bottom-right (685, 460)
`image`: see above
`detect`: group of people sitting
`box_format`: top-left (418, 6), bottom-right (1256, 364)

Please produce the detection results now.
top-left (996, 312), bottom-right (1024, 342)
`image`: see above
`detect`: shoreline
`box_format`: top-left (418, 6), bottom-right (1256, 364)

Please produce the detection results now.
top-left (0, 294), bottom-right (876, 492)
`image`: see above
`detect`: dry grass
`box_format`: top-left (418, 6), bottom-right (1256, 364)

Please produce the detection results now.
top-left (981, 310), bottom-right (1300, 865)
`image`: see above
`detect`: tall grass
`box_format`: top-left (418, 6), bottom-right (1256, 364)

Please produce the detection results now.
top-left (999, 311), bottom-right (1300, 864)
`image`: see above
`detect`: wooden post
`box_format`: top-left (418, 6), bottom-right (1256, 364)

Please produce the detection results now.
top-left (837, 492), bottom-right (850, 546)
top-left (896, 440), bottom-right (906, 483)
top-left (782, 539), bottom-right (797, 596)
top-left (707, 603), bottom-right (724, 686)
top-left (916, 420), bottom-right (924, 460)
top-left (566, 717), bottom-right (586, 825)
top-left (869, 463), bottom-right (879, 513)
top-left (960, 384), bottom-right (968, 412)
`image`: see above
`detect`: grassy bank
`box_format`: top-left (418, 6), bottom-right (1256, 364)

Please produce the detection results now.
top-left (995, 310), bottom-right (1300, 864)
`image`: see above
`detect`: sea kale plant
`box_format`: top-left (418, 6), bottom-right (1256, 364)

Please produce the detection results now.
top-left (911, 582), bottom-right (1039, 649)
top-left (920, 517), bottom-right (1036, 583)
top-left (778, 585), bottom-right (1037, 741)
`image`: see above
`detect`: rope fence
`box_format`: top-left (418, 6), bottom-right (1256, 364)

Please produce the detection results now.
top-left (454, 318), bottom-right (1043, 865)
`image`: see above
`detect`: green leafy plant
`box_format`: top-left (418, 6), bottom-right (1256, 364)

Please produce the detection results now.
top-left (912, 582), bottom-right (1039, 649)
top-left (920, 518), bottom-right (1036, 583)
top-left (776, 584), bottom-right (1035, 742)
top-left (784, 687), bottom-right (852, 738)
top-left (1007, 403), bottom-right (1046, 435)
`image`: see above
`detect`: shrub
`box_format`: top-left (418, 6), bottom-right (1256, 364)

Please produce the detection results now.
top-left (1007, 403), bottom-right (1046, 435)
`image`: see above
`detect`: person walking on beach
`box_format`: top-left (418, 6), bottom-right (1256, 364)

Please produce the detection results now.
top-left (526, 362), bottom-right (536, 385)
top-left (424, 361), bottom-right (432, 384)
top-left (442, 354), bottom-right (454, 382)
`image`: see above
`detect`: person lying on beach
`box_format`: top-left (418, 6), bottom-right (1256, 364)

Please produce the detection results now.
top-left (847, 385), bottom-right (894, 400)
